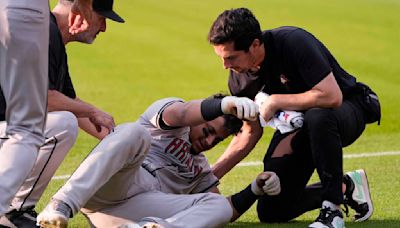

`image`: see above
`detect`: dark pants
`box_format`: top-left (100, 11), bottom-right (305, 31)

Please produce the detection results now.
top-left (257, 95), bottom-right (367, 223)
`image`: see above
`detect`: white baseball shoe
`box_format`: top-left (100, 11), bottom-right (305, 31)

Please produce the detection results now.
top-left (119, 221), bottom-right (163, 228)
top-left (118, 222), bottom-right (141, 228)
top-left (37, 199), bottom-right (71, 228)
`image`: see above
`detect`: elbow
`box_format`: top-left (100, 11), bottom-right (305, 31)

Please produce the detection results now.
top-left (319, 90), bottom-right (342, 108)
top-left (330, 92), bottom-right (343, 108)
top-left (246, 121), bottom-right (263, 139)
top-left (324, 96), bottom-right (342, 108)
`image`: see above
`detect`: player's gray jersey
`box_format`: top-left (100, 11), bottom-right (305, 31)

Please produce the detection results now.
top-left (137, 98), bottom-right (219, 194)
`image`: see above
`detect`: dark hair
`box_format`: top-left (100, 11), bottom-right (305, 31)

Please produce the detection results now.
top-left (208, 8), bottom-right (262, 51)
top-left (207, 93), bottom-right (243, 135)
top-left (222, 114), bottom-right (243, 135)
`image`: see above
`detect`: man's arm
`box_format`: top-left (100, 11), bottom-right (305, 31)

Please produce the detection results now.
top-left (48, 90), bottom-right (115, 139)
top-left (77, 118), bottom-right (109, 140)
top-left (212, 120), bottom-right (263, 179)
top-left (260, 72), bottom-right (342, 121)
top-left (162, 96), bottom-right (258, 127)
top-left (162, 100), bottom-right (204, 127)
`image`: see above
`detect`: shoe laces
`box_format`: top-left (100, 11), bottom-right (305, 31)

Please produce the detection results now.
top-left (344, 189), bottom-right (364, 214)
top-left (342, 174), bottom-right (360, 217)
top-left (315, 207), bottom-right (331, 222)
top-left (342, 203), bottom-right (350, 218)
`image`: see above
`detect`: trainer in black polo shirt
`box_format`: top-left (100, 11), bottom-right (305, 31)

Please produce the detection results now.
top-left (208, 8), bottom-right (380, 228)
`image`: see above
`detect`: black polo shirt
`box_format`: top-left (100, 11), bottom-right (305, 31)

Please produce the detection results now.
top-left (48, 13), bottom-right (76, 99)
top-left (228, 26), bottom-right (357, 100)
top-left (0, 13), bottom-right (76, 121)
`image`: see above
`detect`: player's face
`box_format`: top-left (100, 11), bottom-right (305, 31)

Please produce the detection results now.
top-left (75, 12), bottom-right (107, 44)
top-left (189, 117), bottom-right (230, 155)
top-left (213, 41), bottom-right (260, 74)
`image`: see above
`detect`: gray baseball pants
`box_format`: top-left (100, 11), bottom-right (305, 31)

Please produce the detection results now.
top-left (0, 0), bottom-right (49, 215)
top-left (53, 123), bottom-right (232, 228)
top-left (0, 111), bottom-right (78, 212)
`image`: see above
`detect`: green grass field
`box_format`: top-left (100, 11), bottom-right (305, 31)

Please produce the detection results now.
top-left (40, 0), bottom-right (400, 227)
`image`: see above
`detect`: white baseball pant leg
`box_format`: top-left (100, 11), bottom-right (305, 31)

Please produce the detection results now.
top-left (0, 0), bottom-right (49, 215)
top-left (8, 111), bottom-right (78, 210)
top-left (83, 190), bottom-right (233, 228)
top-left (52, 122), bottom-right (152, 215)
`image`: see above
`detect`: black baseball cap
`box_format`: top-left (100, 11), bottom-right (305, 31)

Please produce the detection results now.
top-left (93, 0), bottom-right (125, 23)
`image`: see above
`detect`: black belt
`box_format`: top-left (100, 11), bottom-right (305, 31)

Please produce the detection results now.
top-left (141, 161), bottom-right (163, 177)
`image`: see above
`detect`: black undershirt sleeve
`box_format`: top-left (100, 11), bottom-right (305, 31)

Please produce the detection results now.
top-left (231, 184), bottom-right (259, 215)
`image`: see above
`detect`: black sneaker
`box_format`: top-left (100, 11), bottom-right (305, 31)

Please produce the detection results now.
top-left (343, 169), bottom-right (373, 221)
top-left (0, 206), bottom-right (39, 228)
top-left (309, 204), bottom-right (345, 228)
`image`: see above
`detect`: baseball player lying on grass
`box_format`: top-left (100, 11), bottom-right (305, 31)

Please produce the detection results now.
top-left (37, 95), bottom-right (281, 228)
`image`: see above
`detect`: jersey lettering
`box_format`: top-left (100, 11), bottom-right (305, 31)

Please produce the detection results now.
top-left (165, 138), bottom-right (202, 177)
top-left (165, 138), bottom-right (184, 154)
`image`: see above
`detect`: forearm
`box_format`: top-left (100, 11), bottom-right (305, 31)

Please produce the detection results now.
top-left (163, 100), bottom-right (206, 127)
top-left (227, 196), bottom-right (243, 222)
top-left (227, 184), bottom-right (259, 222)
top-left (269, 91), bottom-right (339, 111)
top-left (77, 118), bottom-right (108, 140)
top-left (213, 121), bottom-right (263, 179)
top-left (228, 171), bottom-right (281, 222)
top-left (48, 90), bottom-right (96, 118)
top-left (267, 73), bottom-right (343, 112)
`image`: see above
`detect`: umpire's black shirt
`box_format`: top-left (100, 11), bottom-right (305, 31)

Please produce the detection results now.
top-left (0, 13), bottom-right (76, 121)
top-left (228, 26), bottom-right (357, 100)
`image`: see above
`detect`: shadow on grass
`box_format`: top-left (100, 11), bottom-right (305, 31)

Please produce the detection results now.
top-left (227, 219), bottom-right (400, 227)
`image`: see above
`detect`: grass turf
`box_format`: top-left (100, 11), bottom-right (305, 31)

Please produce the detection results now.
top-left (40, 0), bottom-right (400, 227)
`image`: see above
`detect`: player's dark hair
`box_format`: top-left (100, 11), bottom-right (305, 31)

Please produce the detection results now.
top-left (204, 93), bottom-right (243, 135)
top-left (208, 8), bottom-right (262, 52)
top-left (222, 114), bottom-right (243, 135)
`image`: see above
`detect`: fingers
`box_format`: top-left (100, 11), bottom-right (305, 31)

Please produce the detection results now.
top-left (237, 97), bottom-right (259, 121)
top-left (249, 101), bottom-right (258, 121)
top-left (236, 100), bottom-right (244, 119)
top-left (69, 14), bottom-right (89, 35)
top-left (256, 171), bottom-right (272, 187)
top-left (222, 96), bottom-right (259, 120)
top-left (103, 116), bottom-right (115, 132)
top-left (90, 111), bottom-right (115, 134)
top-left (68, 0), bottom-right (92, 35)
top-left (262, 172), bottom-right (281, 195)
top-left (95, 124), bottom-right (102, 133)
top-left (262, 182), bottom-right (280, 195)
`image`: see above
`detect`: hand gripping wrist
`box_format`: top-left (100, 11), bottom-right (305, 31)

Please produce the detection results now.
top-left (221, 96), bottom-right (259, 120)
top-left (262, 172), bottom-right (281, 195)
top-left (252, 171), bottom-right (281, 196)
top-left (251, 178), bottom-right (265, 196)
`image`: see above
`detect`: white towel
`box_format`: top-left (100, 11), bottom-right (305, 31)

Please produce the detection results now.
top-left (254, 92), bottom-right (304, 134)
